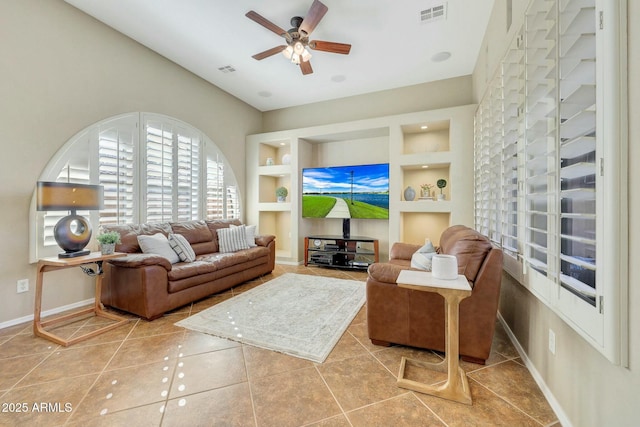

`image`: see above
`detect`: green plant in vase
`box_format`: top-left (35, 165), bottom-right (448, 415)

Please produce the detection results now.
top-left (420, 183), bottom-right (434, 198)
top-left (437, 179), bottom-right (447, 200)
top-left (96, 231), bottom-right (121, 255)
top-left (276, 186), bottom-right (288, 203)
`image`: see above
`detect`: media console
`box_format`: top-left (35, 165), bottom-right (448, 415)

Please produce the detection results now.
top-left (304, 235), bottom-right (379, 270)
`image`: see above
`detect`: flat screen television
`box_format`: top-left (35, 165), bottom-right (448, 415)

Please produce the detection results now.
top-left (302, 163), bottom-right (389, 220)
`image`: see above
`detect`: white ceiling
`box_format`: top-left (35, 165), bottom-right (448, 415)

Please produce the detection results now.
top-left (64, 0), bottom-right (495, 112)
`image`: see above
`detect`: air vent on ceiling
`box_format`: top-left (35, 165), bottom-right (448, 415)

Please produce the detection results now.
top-left (420, 2), bottom-right (447, 23)
top-left (218, 65), bottom-right (236, 73)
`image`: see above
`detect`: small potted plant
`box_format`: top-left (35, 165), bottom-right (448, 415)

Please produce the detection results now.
top-left (437, 179), bottom-right (447, 201)
top-left (96, 231), bottom-right (121, 255)
top-left (275, 186), bottom-right (288, 203)
top-left (420, 183), bottom-right (434, 199)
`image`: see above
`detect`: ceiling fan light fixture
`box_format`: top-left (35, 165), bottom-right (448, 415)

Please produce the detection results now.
top-left (282, 45), bottom-right (294, 59)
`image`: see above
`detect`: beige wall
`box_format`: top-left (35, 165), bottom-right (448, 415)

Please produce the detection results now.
top-left (262, 76), bottom-right (473, 132)
top-left (473, 1), bottom-right (640, 425)
top-left (0, 0), bottom-right (261, 324)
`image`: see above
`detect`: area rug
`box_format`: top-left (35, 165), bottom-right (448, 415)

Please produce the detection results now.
top-left (175, 273), bottom-right (366, 363)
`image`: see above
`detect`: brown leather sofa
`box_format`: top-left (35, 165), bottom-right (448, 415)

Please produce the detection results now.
top-left (366, 225), bottom-right (503, 364)
top-left (100, 219), bottom-right (275, 320)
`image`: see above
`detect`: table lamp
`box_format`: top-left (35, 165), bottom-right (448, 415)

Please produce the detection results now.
top-left (36, 182), bottom-right (104, 258)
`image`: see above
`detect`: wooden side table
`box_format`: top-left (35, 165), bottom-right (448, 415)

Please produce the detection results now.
top-left (396, 269), bottom-right (473, 405)
top-left (34, 252), bottom-right (128, 346)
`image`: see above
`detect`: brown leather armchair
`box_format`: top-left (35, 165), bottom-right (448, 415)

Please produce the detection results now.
top-left (366, 225), bottom-right (503, 364)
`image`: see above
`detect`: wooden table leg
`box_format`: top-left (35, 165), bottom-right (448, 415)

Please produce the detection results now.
top-left (397, 292), bottom-right (472, 405)
top-left (32, 261), bottom-right (128, 347)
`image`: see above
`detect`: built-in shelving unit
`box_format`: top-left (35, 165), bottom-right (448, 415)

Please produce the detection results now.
top-left (246, 105), bottom-right (475, 264)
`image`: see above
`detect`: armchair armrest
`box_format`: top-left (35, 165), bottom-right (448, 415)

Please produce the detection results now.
top-left (107, 253), bottom-right (173, 271)
top-left (367, 262), bottom-right (407, 284)
top-left (255, 234), bottom-right (275, 247)
top-left (389, 242), bottom-right (422, 261)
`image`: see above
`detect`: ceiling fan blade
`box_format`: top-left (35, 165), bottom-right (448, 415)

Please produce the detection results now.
top-left (246, 10), bottom-right (287, 36)
top-left (252, 45), bottom-right (287, 60)
top-left (299, 0), bottom-right (328, 36)
top-left (309, 40), bottom-right (351, 55)
top-left (300, 60), bottom-right (313, 75)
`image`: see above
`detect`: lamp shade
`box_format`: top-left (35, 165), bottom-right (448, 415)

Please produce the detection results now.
top-left (36, 181), bottom-right (104, 258)
top-left (37, 182), bottom-right (103, 212)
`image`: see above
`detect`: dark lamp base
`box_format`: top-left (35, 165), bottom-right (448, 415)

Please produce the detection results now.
top-left (58, 250), bottom-right (91, 259)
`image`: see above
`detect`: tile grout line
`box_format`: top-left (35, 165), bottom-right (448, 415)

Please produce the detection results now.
top-left (312, 363), bottom-right (353, 427)
top-left (62, 318), bottom-right (140, 426)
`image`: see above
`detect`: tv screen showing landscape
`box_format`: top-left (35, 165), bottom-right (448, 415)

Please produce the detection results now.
top-left (302, 163), bottom-right (389, 219)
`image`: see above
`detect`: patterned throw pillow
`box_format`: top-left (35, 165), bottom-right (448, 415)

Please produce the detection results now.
top-left (231, 224), bottom-right (257, 247)
top-left (217, 225), bottom-right (250, 253)
top-left (168, 233), bottom-right (196, 262)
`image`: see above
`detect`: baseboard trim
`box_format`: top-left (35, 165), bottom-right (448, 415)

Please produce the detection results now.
top-left (497, 313), bottom-right (572, 427)
top-left (0, 298), bottom-right (94, 331)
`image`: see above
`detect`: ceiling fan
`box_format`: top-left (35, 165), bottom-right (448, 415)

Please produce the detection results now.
top-left (246, 0), bottom-right (351, 75)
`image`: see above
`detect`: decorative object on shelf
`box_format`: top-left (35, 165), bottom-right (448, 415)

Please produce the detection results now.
top-left (404, 186), bottom-right (416, 201)
top-left (36, 181), bottom-right (104, 258)
top-left (437, 179), bottom-right (447, 201)
top-left (282, 153), bottom-right (291, 165)
top-left (275, 186), bottom-right (288, 202)
top-left (266, 157), bottom-right (274, 166)
top-left (420, 183), bottom-right (434, 198)
top-left (96, 230), bottom-right (121, 255)
top-left (432, 254), bottom-right (458, 280)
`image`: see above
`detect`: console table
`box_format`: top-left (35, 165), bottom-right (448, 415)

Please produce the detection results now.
top-left (34, 252), bottom-right (128, 346)
top-left (304, 235), bottom-right (379, 270)
top-left (395, 269), bottom-right (473, 405)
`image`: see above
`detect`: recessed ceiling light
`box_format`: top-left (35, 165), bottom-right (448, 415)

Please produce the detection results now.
top-left (422, 165), bottom-right (429, 169)
top-left (258, 91), bottom-right (272, 98)
top-left (431, 51), bottom-right (451, 62)
top-left (280, 142), bottom-right (286, 146)
top-left (421, 125), bottom-right (429, 130)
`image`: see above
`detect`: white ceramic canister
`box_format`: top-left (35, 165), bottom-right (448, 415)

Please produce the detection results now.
top-left (432, 254), bottom-right (459, 280)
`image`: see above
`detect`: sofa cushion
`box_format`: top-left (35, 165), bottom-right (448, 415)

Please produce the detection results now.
top-left (170, 220), bottom-right (213, 243)
top-left (137, 233), bottom-right (180, 264)
top-left (103, 222), bottom-right (171, 253)
top-left (217, 225), bottom-right (250, 253)
top-left (168, 233), bottom-right (196, 262)
top-left (170, 220), bottom-right (216, 256)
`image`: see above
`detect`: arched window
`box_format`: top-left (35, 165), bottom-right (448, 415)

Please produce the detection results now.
top-left (30, 113), bottom-right (241, 261)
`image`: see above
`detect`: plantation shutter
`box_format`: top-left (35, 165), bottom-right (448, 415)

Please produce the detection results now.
top-left (501, 32), bottom-right (524, 258)
top-left (206, 156), bottom-right (225, 219)
top-left (98, 122), bottom-right (136, 226)
top-left (523, 0), bottom-right (559, 279)
top-left (557, 0), bottom-right (597, 304)
top-left (176, 132), bottom-right (200, 221)
top-left (145, 122), bottom-right (174, 222)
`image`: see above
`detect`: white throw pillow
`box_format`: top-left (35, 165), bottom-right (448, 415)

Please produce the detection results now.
top-left (411, 239), bottom-right (437, 271)
top-left (231, 223), bottom-right (257, 247)
top-left (137, 233), bottom-right (180, 264)
top-left (217, 225), bottom-right (250, 253)
top-left (168, 233), bottom-right (196, 262)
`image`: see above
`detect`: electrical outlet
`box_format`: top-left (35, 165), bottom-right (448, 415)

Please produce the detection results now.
top-left (17, 279), bottom-right (29, 293)
top-left (548, 329), bottom-right (556, 355)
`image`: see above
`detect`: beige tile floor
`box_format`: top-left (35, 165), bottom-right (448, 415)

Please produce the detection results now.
top-left (0, 264), bottom-right (560, 427)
